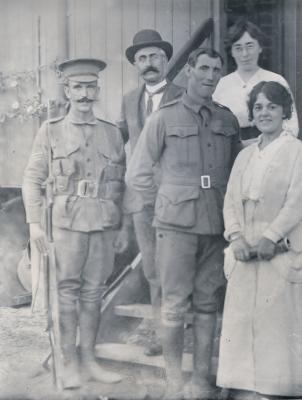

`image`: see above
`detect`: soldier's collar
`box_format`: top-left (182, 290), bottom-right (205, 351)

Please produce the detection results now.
top-left (182, 92), bottom-right (214, 114)
top-left (67, 113), bottom-right (98, 125)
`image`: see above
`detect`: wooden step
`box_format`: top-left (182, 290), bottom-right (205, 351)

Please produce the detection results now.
top-left (115, 303), bottom-right (193, 324)
top-left (95, 342), bottom-right (218, 375)
top-left (95, 342), bottom-right (193, 372)
top-left (12, 292), bottom-right (32, 307)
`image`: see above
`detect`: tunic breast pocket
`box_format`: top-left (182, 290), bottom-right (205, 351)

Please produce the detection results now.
top-left (165, 125), bottom-right (200, 172)
top-left (211, 123), bottom-right (237, 167)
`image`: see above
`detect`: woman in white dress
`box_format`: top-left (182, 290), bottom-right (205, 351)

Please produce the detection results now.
top-left (213, 20), bottom-right (298, 140)
top-left (217, 81), bottom-right (302, 400)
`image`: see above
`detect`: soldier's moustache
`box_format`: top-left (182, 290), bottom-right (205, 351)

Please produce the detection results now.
top-left (77, 97), bottom-right (94, 103)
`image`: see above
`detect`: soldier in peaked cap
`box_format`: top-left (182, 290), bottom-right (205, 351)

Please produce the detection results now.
top-left (23, 58), bottom-right (126, 389)
top-left (116, 29), bottom-right (183, 357)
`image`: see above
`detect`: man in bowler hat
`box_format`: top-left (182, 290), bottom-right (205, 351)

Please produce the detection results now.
top-left (116, 29), bottom-right (183, 357)
top-left (23, 58), bottom-right (125, 389)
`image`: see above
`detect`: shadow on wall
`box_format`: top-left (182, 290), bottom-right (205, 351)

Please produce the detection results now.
top-left (0, 194), bottom-right (30, 306)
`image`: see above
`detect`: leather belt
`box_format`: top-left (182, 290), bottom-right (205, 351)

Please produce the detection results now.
top-left (77, 179), bottom-right (98, 198)
top-left (55, 178), bottom-right (99, 198)
top-left (162, 174), bottom-right (226, 189)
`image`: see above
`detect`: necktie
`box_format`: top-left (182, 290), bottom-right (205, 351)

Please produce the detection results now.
top-left (145, 85), bottom-right (167, 116)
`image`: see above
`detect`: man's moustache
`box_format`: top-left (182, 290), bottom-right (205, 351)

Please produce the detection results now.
top-left (77, 98), bottom-right (94, 103)
top-left (143, 67), bottom-right (159, 74)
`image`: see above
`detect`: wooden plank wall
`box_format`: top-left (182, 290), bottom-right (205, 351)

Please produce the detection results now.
top-left (65, 0), bottom-right (215, 120)
top-left (283, 0), bottom-right (302, 133)
top-left (0, 0), bottom-right (68, 186)
top-left (0, 0), bottom-right (216, 186)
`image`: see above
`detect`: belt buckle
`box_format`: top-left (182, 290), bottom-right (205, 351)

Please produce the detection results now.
top-left (77, 180), bottom-right (98, 198)
top-left (201, 175), bottom-right (211, 189)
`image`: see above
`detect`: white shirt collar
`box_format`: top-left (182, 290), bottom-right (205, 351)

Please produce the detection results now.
top-left (145, 79), bottom-right (167, 94)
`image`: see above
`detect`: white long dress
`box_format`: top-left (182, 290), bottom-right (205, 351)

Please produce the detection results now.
top-left (217, 133), bottom-right (302, 396)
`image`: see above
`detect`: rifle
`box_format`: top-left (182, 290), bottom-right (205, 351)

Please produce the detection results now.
top-left (42, 102), bottom-right (63, 389)
top-left (101, 252), bottom-right (142, 312)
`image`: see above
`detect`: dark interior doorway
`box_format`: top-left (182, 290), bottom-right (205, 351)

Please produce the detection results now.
top-left (224, 0), bottom-right (284, 74)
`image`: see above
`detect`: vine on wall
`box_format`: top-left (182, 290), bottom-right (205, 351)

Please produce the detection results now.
top-left (0, 62), bottom-right (63, 123)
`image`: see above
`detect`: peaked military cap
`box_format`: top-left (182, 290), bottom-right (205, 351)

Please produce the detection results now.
top-left (58, 58), bottom-right (106, 82)
top-left (126, 29), bottom-right (173, 64)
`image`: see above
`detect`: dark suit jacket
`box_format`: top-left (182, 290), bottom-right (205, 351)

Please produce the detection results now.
top-left (117, 81), bottom-right (184, 213)
top-left (117, 81), bottom-right (184, 154)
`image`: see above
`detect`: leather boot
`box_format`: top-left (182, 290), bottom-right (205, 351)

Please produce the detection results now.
top-left (184, 312), bottom-right (217, 400)
top-left (79, 301), bottom-right (123, 384)
top-left (144, 304), bottom-right (163, 356)
top-left (59, 306), bottom-right (81, 389)
top-left (161, 323), bottom-right (184, 400)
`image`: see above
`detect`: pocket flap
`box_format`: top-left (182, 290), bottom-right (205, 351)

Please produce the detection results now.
top-left (211, 120), bottom-right (237, 137)
top-left (166, 125), bottom-right (198, 138)
top-left (52, 146), bottom-right (67, 159)
top-left (52, 141), bottom-right (79, 158)
top-left (65, 142), bottom-right (80, 156)
top-left (158, 183), bottom-right (199, 205)
top-left (98, 148), bottom-right (112, 160)
top-left (103, 163), bottom-right (125, 181)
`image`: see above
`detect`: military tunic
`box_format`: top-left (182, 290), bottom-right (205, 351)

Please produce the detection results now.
top-left (126, 93), bottom-right (240, 322)
top-left (23, 114), bottom-right (125, 231)
top-left (23, 114), bottom-right (125, 305)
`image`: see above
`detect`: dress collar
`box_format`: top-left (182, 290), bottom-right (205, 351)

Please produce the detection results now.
top-left (235, 67), bottom-right (263, 86)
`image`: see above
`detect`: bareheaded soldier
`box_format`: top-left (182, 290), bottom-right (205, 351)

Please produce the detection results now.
top-left (22, 59), bottom-right (126, 389)
top-left (127, 48), bottom-right (241, 399)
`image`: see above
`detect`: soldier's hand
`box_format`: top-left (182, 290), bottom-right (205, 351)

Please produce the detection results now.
top-left (231, 235), bottom-right (251, 262)
top-left (30, 223), bottom-right (48, 255)
top-left (257, 236), bottom-right (276, 261)
top-left (114, 224), bottom-right (131, 253)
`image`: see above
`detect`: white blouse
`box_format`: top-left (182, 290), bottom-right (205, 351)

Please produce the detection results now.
top-left (213, 68), bottom-right (299, 137)
top-left (241, 131), bottom-right (291, 201)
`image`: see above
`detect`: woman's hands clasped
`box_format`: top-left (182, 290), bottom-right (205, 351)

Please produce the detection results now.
top-left (231, 235), bottom-right (252, 262)
top-left (256, 237), bottom-right (277, 260)
top-left (231, 234), bottom-right (277, 262)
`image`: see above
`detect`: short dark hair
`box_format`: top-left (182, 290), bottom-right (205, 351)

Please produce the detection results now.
top-left (247, 81), bottom-right (293, 121)
top-left (187, 48), bottom-right (224, 68)
top-left (225, 19), bottom-right (266, 53)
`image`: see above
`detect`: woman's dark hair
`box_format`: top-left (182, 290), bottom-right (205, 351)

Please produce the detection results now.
top-left (225, 19), bottom-right (266, 53)
top-left (187, 47), bottom-right (224, 67)
top-left (247, 81), bottom-right (293, 121)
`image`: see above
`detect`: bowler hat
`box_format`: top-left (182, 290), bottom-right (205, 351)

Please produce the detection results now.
top-left (126, 29), bottom-right (173, 64)
top-left (58, 58), bottom-right (106, 82)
